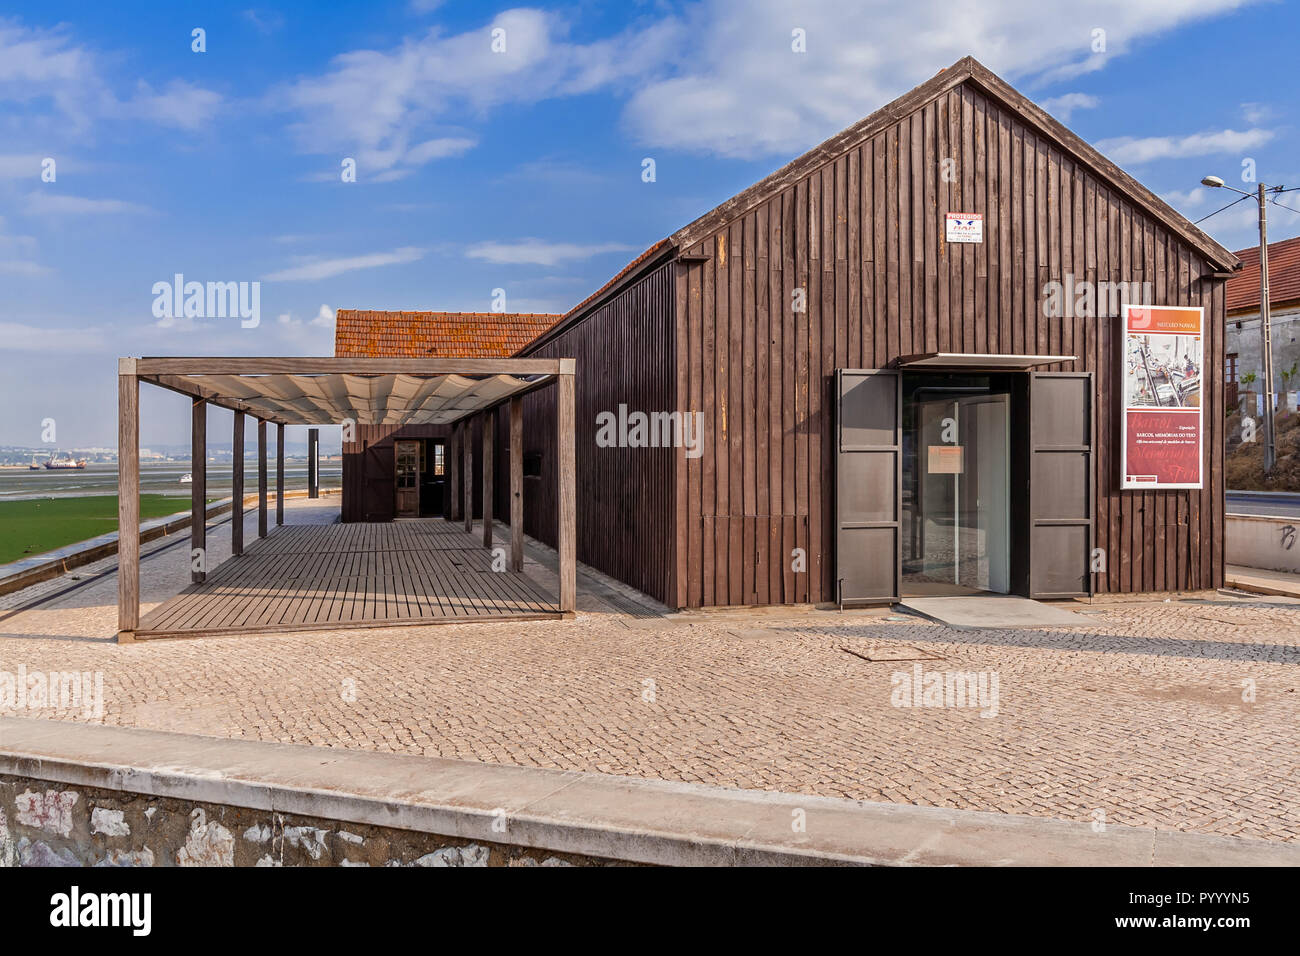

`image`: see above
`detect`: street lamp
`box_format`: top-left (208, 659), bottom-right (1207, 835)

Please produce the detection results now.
top-left (1201, 174), bottom-right (1280, 472)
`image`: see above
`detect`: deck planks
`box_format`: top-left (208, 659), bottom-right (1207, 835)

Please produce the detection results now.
top-left (136, 520), bottom-right (561, 638)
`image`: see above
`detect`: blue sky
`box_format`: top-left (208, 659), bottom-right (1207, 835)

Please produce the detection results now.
top-left (2, 0), bottom-right (1298, 448)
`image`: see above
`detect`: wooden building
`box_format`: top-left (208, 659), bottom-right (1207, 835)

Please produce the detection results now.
top-left (344, 57), bottom-right (1240, 610)
top-left (335, 310), bottom-right (560, 522)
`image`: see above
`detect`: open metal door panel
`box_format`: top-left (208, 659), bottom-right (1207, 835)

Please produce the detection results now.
top-left (835, 369), bottom-right (901, 605)
top-left (1029, 372), bottom-right (1095, 598)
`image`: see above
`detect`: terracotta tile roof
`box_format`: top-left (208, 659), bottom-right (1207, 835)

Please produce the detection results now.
top-left (1227, 235), bottom-right (1300, 313)
top-left (334, 310), bottom-right (564, 358)
top-left (513, 239), bottom-right (672, 354)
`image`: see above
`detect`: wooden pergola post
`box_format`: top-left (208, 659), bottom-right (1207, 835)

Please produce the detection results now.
top-left (307, 427), bottom-right (319, 499)
top-left (191, 398), bottom-right (207, 584)
top-left (482, 412), bottom-right (494, 548)
top-left (232, 412), bottom-right (245, 556)
top-left (463, 417), bottom-right (473, 535)
top-left (557, 363), bottom-right (576, 613)
top-left (276, 423), bottom-right (285, 526)
top-left (258, 419), bottom-right (268, 538)
top-left (117, 359), bottom-right (139, 639)
top-left (509, 396), bottom-right (524, 572)
top-left (449, 422), bottom-right (461, 522)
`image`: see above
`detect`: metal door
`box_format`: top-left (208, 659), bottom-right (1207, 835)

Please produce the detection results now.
top-left (1028, 372), bottom-right (1094, 598)
top-left (835, 369), bottom-right (902, 605)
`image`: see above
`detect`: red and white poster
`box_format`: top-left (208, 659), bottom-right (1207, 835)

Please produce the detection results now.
top-left (1120, 304), bottom-right (1203, 489)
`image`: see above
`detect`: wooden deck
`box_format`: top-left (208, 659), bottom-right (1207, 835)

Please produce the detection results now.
top-left (136, 520), bottom-right (560, 638)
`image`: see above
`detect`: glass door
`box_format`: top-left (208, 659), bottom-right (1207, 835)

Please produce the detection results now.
top-left (395, 440), bottom-right (420, 517)
top-left (901, 374), bottom-right (1010, 596)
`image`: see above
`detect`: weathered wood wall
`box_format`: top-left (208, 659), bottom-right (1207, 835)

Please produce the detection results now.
top-left (511, 263), bottom-right (677, 604)
top-left (672, 80), bottom-right (1225, 607)
top-left (342, 423), bottom-right (452, 522)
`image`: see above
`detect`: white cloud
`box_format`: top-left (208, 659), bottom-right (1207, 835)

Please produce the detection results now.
top-left (1040, 93), bottom-right (1100, 122)
top-left (0, 21), bottom-right (221, 135)
top-left (261, 247), bottom-right (425, 281)
top-left (0, 321), bottom-right (106, 351)
top-left (314, 304), bottom-right (335, 326)
top-left (276, 8), bottom-right (680, 172)
top-left (619, 0), bottom-right (1258, 158)
top-left (1096, 128), bottom-right (1274, 165)
top-left (0, 260), bottom-right (51, 276)
top-left (24, 192), bottom-right (149, 216)
top-left (465, 239), bottom-right (637, 266)
top-left (1241, 102), bottom-right (1274, 125)
top-left (122, 80), bottom-right (222, 130)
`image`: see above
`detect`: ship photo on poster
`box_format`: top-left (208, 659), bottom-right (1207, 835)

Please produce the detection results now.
top-left (1120, 304), bottom-right (1204, 489)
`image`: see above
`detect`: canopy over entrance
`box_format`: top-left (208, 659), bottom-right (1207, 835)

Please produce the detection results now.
top-left (116, 355), bottom-right (577, 641)
top-left (895, 353), bottom-right (1078, 370)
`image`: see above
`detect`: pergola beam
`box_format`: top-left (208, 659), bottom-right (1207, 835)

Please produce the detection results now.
top-left (137, 357), bottom-right (566, 376)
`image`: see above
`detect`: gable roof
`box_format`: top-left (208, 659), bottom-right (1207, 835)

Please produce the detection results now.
top-left (335, 310), bottom-right (563, 358)
top-left (521, 56), bottom-right (1240, 354)
top-left (1227, 235), bottom-right (1300, 314)
top-left (671, 57), bottom-right (1239, 269)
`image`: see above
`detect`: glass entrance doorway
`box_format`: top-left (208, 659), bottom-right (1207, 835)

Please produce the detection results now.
top-left (901, 373), bottom-right (1011, 596)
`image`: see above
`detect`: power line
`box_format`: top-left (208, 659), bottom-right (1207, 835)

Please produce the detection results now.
top-left (1268, 197), bottom-right (1300, 217)
top-left (1194, 193), bottom-right (1250, 224)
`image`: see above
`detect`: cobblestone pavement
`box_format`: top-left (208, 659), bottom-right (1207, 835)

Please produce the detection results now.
top-left (2, 500), bottom-right (1298, 843)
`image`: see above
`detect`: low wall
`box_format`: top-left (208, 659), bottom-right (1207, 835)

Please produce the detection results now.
top-left (1226, 514), bottom-right (1300, 574)
top-left (3, 718), bottom-right (1298, 867)
top-left (0, 774), bottom-right (608, 867)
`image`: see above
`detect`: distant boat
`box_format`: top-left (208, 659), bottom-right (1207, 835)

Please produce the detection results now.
top-left (28, 457), bottom-right (40, 470)
top-left (179, 473), bottom-right (193, 484)
top-left (42, 454), bottom-right (87, 470)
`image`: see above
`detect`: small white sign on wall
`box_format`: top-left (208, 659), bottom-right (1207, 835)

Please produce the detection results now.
top-left (945, 212), bottom-right (983, 243)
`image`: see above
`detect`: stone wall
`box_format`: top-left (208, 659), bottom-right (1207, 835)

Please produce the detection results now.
top-left (0, 774), bottom-right (618, 867)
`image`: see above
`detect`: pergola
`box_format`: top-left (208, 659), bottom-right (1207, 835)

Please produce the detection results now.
top-left (116, 356), bottom-right (576, 640)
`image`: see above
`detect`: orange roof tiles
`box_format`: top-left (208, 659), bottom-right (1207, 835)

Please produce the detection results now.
top-left (334, 310), bottom-right (564, 358)
top-left (1227, 235), bottom-right (1300, 313)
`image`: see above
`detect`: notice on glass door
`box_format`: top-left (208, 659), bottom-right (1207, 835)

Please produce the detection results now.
top-left (1120, 304), bottom-right (1203, 490)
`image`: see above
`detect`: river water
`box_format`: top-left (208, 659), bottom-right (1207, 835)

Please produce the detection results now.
top-left (0, 461), bottom-right (342, 501)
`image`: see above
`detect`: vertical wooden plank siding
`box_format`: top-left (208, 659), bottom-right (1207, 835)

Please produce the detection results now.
top-left (117, 368), bottom-right (140, 635)
top-left (191, 398), bottom-right (206, 584)
top-left (516, 262), bottom-right (677, 605)
top-left (232, 412), bottom-right (244, 556)
top-left (664, 80), bottom-right (1226, 606)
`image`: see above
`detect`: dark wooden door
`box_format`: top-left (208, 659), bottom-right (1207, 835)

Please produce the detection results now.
top-left (1028, 372), bottom-right (1094, 598)
top-left (395, 440), bottom-right (420, 517)
top-left (361, 442), bottom-right (395, 522)
top-left (835, 369), bottom-right (902, 605)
